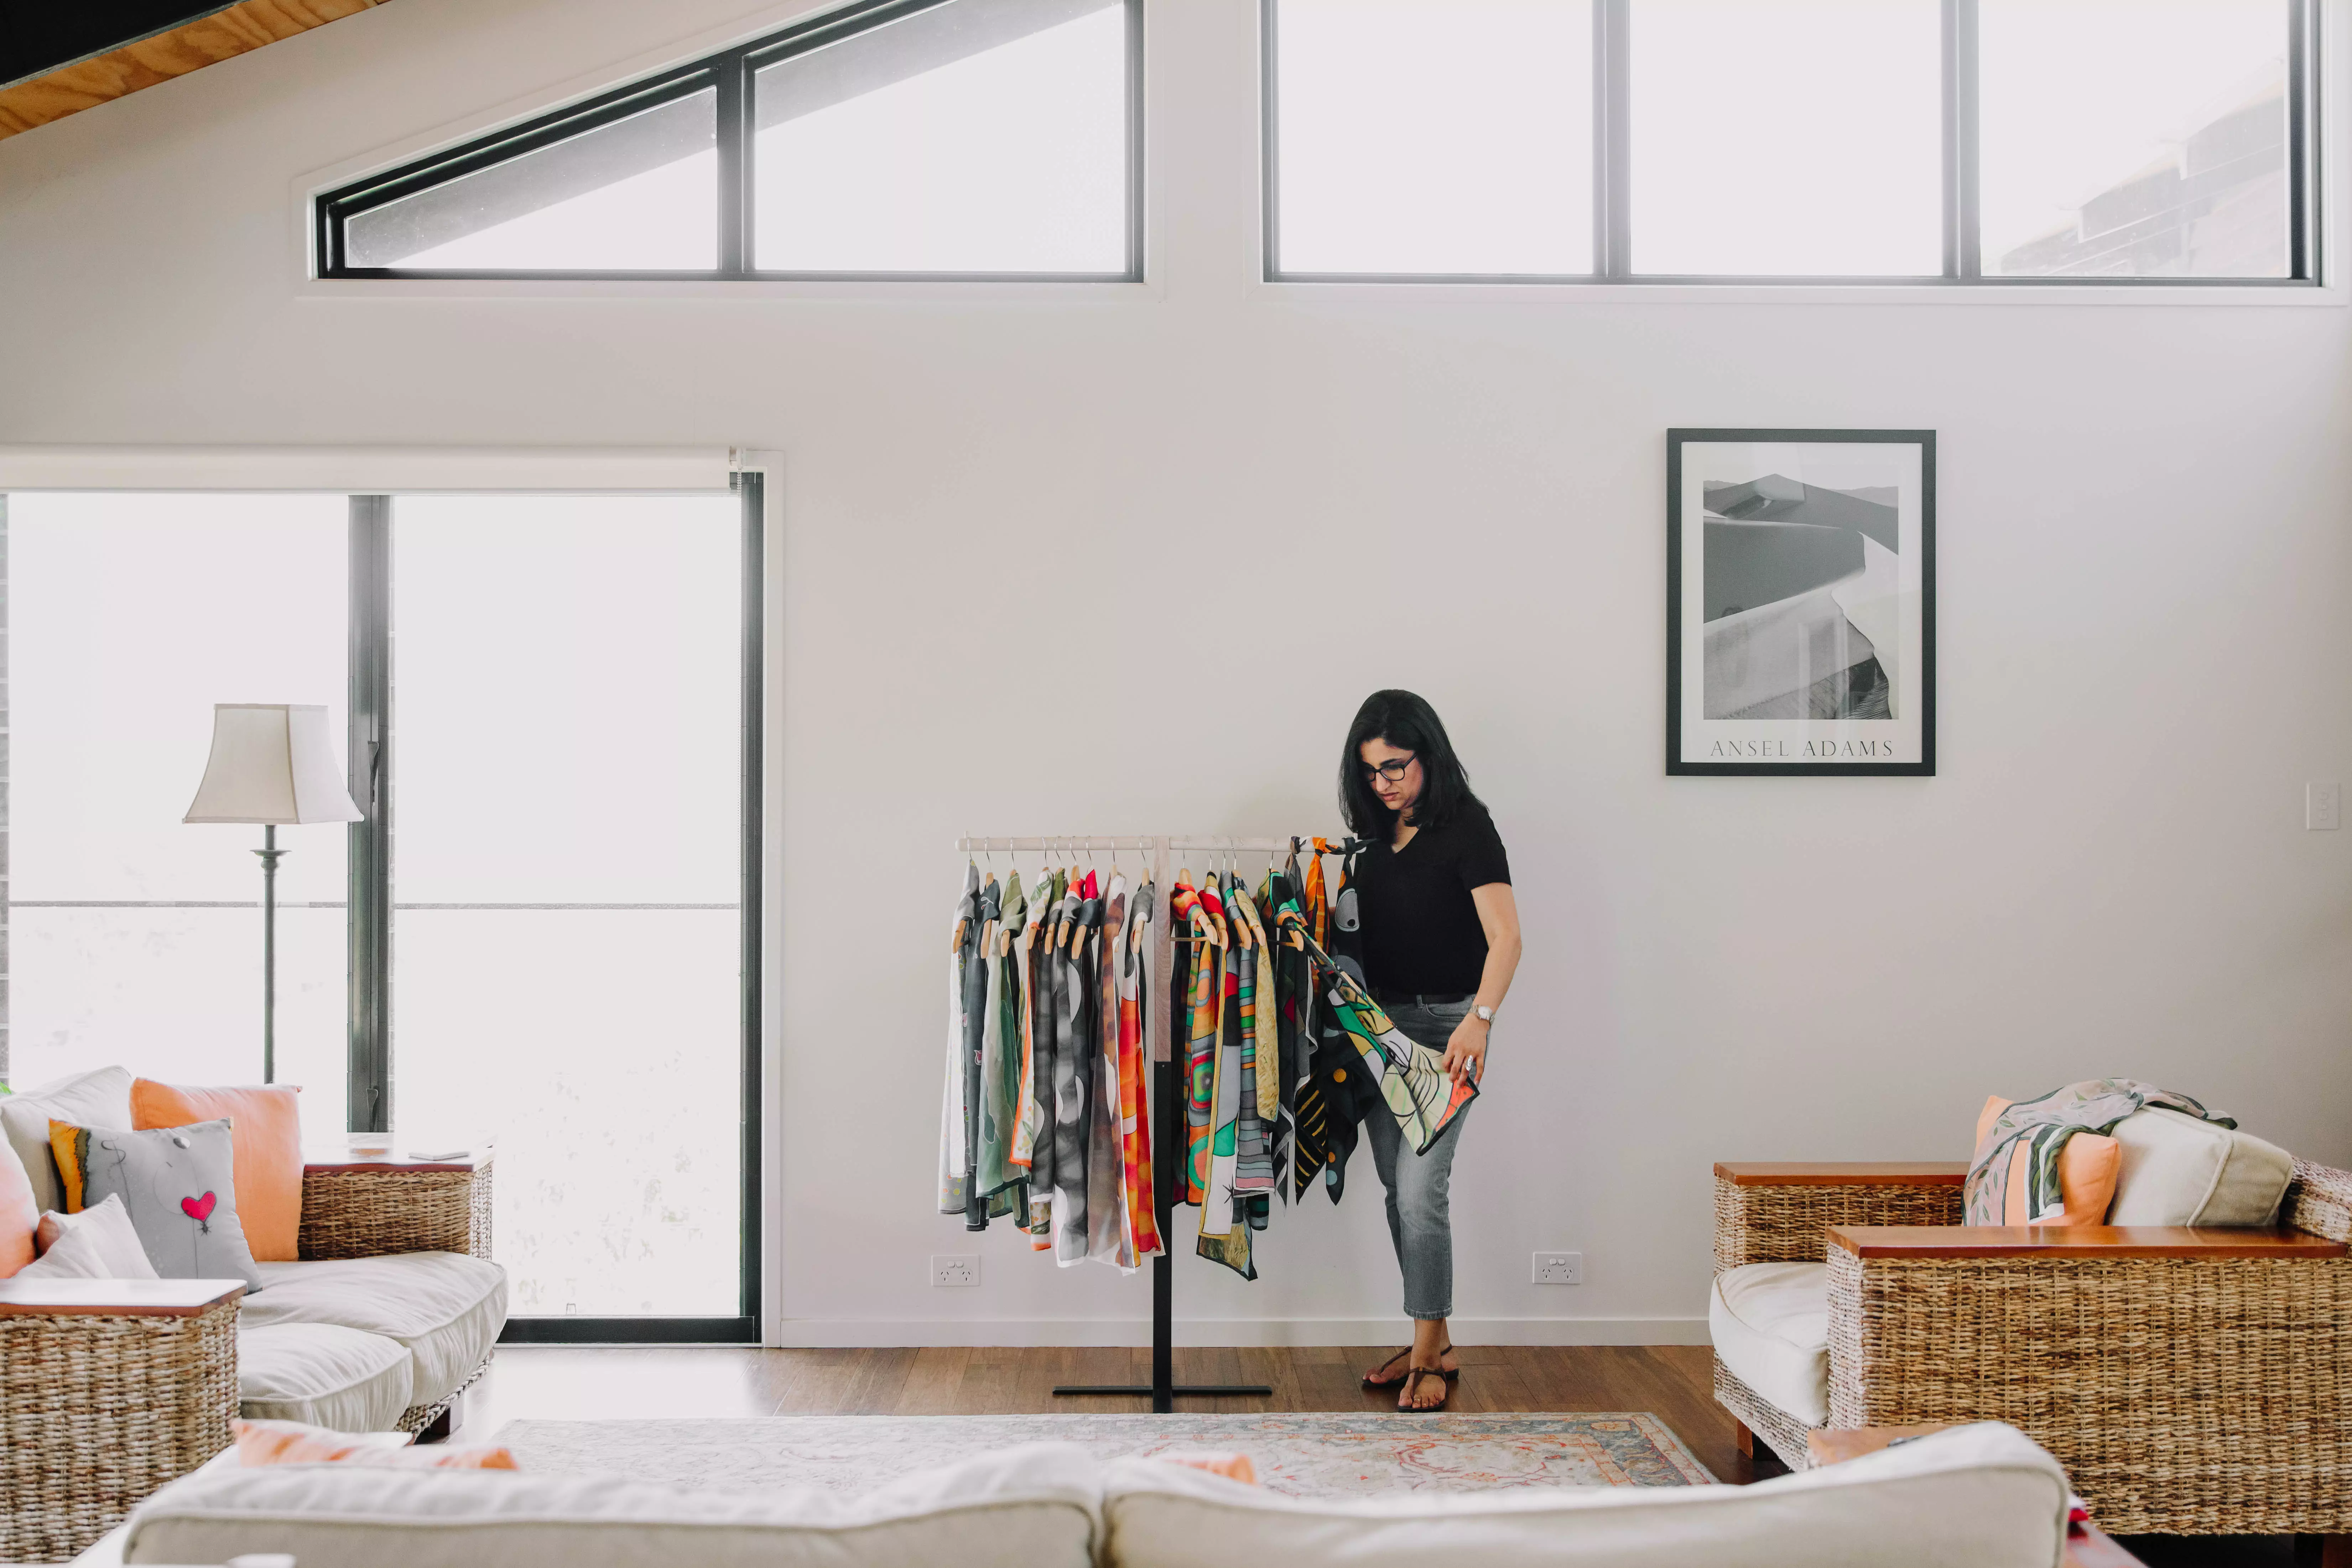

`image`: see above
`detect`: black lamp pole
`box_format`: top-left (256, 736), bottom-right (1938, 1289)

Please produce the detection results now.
top-left (255, 824), bottom-right (283, 1084)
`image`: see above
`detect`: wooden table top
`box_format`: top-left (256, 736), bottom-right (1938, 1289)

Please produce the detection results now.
top-left (1831, 1224), bottom-right (2345, 1259)
top-left (1714, 1161), bottom-right (1969, 1186)
top-left (304, 1146), bottom-right (491, 1175)
top-left (0, 1277), bottom-right (244, 1316)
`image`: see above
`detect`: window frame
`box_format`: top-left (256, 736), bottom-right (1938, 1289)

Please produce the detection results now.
top-left (315, 0), bottom-right (1147, 283)
top-left (343, 480), bottom-right (767, 1344)
top-left (1261, 0), bottom-right (2322, 287)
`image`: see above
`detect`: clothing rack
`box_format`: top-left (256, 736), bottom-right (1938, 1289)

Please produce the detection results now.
top-left (954, 834), bottom-right (1368, 1411)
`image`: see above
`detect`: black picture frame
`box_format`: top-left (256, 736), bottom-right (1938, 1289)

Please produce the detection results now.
top-left (1666, 428), bottom-right (1936, 777)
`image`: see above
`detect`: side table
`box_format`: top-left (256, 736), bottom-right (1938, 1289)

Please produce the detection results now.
top-left (299, 1147), bottom-right (494, 1261)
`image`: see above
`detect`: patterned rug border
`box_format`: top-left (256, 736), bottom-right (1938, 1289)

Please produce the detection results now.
top-left (495, 1411), bottom-right (1719, 1495)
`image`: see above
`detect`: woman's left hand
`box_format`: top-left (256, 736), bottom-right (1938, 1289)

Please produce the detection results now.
top-left (1440, 1015), bottom-right (1488, 1085)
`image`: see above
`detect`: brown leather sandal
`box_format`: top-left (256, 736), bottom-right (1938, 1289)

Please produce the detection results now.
top-left (1397, 1365), bottom-right (1452, 1413)
top-left (1360, 1346), bottom-right (1461, 1389)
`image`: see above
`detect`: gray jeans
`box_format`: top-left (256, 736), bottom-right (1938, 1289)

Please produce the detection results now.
top-left (1359, 997), bottom-right (1474, 1322)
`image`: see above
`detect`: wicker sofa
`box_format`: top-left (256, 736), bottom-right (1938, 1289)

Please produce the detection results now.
top-left (0, 1152), bottom-right (498, 1563)
top-left (1710, 1153), bottom-right (2352, 1542)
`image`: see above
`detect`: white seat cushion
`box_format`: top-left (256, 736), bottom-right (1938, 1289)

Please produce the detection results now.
top-left (238, 1323), bottom-right (415, 1432)
top-left (1104, 1422), bottom-right (2070, 1568)
top-left (2107, 1107), bottom-right (2293, 1227)
top-left (1710, 1261), bottom-right (1829, 1426)
top-left (121, 1440), bottom-right (1103, 1568)
top-left (1, 1066), bottom-right (133, 1216)
top-left (240, 1253), bottom-right (505, 1407)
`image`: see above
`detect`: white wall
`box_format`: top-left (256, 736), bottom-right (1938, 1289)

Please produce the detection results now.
top-left (3, 0), bottom-right (2350, 1346)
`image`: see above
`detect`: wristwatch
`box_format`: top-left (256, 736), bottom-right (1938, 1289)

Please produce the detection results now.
top-left (1474, 1005), bottom-right (1496, 1025)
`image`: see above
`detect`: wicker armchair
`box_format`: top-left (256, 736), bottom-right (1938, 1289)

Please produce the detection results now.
top-left (0, 1154), bottom-right (494, 1563)
top-left (1712, 1157), bottom-right (2352, 1541)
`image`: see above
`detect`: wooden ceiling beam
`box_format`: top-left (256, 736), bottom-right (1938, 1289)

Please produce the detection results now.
top-left (0, 0), bottom-right (387, 141)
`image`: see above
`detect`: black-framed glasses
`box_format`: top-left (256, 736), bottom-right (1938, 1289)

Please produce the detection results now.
top-left (1362, 755), bottom-right (1415, 784)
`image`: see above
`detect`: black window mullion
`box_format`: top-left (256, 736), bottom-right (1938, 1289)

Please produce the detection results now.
top-left (2289, 0), bottom-right (2317, 281)
top-left (1947, 0), bottom-right (1981, 280)
top-left (1125, 0), bottom-right (1146, 280)
top-left (346, 496), bottom-right (392, 1136)
top-left (736, 471), bottom-right (766, 1327)
top-left (1590, 0), bottom-right (1608, 277)
top-left (1599, 0), bottom-right (1632, 281)
top-left (1261, 0), bottom-right (1282, 278)
top-left (717, 51), bottom-right (749, 278)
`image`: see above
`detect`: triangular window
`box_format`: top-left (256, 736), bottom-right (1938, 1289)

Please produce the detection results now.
top-left (319, 0), bottom-right (1140, 280)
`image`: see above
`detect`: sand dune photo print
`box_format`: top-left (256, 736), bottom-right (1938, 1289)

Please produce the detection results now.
top-left (1667, 429), bottom-right (1935, 775)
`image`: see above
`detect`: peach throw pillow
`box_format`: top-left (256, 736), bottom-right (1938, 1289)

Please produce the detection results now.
top-left (233, 1419), bottom-right (517, 1470)
top-left (1975, 1095), bottom-right (2121, 1227)
top-left (0, 1137), bottom-right (35, 1278)
top-left (132, 1081), bottom-right (304, 1262)
top-left (1152, 1450), bottom-right (1258, 1484)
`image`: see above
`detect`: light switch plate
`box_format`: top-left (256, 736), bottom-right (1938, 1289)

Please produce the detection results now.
top-left (2311, 782), bottom-right (2341, 831)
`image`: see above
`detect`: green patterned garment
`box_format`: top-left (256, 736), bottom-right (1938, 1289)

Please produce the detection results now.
top-left (1274, 903), bottom-right (1477, 1157)
top-left (1967, 1078), bottom-right (2233, 1225)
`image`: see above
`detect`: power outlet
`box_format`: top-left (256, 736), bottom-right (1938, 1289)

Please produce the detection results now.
top-left (1532, 1251), bottom-right (1582, 1286)
top-left (2310, 782), bottom-right (2341, 831)
top-left (931, 1254), bottom-right (980, 1288)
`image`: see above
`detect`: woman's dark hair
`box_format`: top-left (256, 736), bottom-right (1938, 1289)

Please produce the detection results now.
top-left (1340, 689), bottom-right (1484, 837)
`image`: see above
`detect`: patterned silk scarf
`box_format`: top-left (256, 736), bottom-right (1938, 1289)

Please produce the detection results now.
top-left (1274, 903), bottom-right (1478, 1157)
top-left (1967, 1078), bottom-right (2234, 1225)
top-left (1117, 880), bottom-right (1163, 1262)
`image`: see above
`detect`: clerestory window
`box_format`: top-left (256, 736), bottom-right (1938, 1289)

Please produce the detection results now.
top-left (316, 0), bottom-right (1143, 281)
top-left (1264, 0), bottom-right (2319, 285)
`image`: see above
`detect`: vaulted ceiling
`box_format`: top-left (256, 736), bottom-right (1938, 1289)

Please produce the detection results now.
top-left (0, 0), bottom-right (387, 140)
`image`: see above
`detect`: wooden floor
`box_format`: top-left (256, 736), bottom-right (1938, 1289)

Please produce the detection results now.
top-left (457, 1343), bottom-right (1759, 1482)
top-left (456, 1344), bottom-right (2305, 1563)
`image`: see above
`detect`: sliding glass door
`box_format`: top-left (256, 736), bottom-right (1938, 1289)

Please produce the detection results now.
top-left (0, 481), bottom-right (762, 1342)
top-left (386, 495), bottom-right (752, 1326)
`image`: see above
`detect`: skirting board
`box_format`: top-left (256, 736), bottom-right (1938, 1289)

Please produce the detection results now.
top-left (770, 1318), bottom-right (1711, 1349)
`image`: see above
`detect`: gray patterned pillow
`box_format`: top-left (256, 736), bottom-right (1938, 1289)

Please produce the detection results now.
top-left (52, 1117), bottom-right (262, 1290)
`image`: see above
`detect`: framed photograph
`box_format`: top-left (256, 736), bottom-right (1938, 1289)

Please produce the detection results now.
top-left (1667, 428), bottom-right (1935, 776)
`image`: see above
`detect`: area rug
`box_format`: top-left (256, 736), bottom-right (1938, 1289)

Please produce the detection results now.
top-left (494, 1413), bottom-right (1716, 1497)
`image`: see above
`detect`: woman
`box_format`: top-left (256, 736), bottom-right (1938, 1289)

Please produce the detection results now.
top-left (1340, 690), bottom-right (1521, 1412)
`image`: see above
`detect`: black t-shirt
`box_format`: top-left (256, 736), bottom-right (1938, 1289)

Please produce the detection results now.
top-left (1351, 802), bottom-right (1511, 995)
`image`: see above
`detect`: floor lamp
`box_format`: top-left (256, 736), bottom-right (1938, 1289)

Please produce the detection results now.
top-left (184, 703), bottom-right (363, 1084)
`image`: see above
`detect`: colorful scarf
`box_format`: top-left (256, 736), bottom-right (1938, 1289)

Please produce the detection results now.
top-left (1967, 1079), bottom-right (2234, 1225)
top-left (1275, 903), bottom-right (1477, 1157)
top-left (1085, 876), bottom-right (1129, 1265)
top-left (1189, 877), bottom-right (1257, 1278)
top-left (1051, 877), bottom-right (1103, 1264)
top-left (1172, 878), bottom-right (1225, 1206)
top-left (938, 863), bottom-right (980, 1216)
top-left (1118, 880), bottom-right (1163, 1262)
top-left (1022, 869), bottom-right (1067, 1248)
top-left (974, 870), bottom-right (1027, 1205)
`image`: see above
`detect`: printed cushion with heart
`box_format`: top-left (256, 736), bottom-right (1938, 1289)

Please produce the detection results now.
top-left (48, 1117), bottom-right (263, 1290)
top-left (132, 1080), bottom-right (304, 1263)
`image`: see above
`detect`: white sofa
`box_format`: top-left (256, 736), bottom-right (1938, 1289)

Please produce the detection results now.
top-left (77, 1423), bottom-right (2075, 1568)
top-left (1, 1066), bottom-right (506, 1437)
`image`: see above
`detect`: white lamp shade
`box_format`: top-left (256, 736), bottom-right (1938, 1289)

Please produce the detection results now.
top-left (184, 704), bottom-right (364, 825)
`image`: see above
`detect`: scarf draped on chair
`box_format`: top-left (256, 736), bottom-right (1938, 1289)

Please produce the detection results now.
top-left (1966, 1078), bottom-right (2233, 1225)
